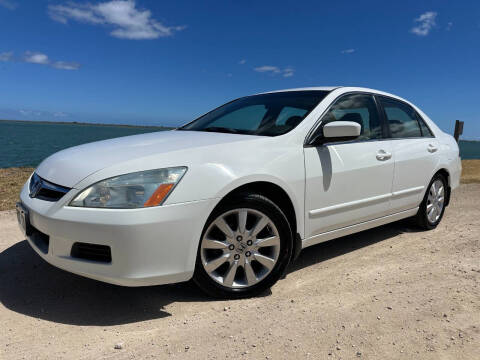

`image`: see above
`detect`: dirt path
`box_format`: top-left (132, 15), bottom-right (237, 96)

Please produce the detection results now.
top-left (1, 185), bottom-right (479, 360)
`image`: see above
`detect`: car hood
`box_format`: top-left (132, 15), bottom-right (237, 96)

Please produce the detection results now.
top-left (36, 130), bottom-right (260, 188)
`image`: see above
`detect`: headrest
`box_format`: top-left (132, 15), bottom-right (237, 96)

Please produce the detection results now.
top-left (389, 120), bottom-right (404, 136)
top-left (285, 115), bottom-right (303, 128)
top-left (338, 113), bottom-right (363, 132)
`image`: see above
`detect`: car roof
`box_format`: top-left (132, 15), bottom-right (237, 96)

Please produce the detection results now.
top-left (261, 86), bottom-right (412, 105)
top-left (260, 86), bottom-right (339, 93)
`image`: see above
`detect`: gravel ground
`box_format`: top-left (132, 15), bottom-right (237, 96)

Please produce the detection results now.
top-left (0, 184), bottom-right (479, 359)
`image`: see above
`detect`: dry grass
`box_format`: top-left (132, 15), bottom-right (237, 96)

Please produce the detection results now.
top-left (460, 159), bottom-right (480, 184)
top-left (0, 160), bottom-right (479, 211)
top-left (0, 167), bottom-right (34, 211)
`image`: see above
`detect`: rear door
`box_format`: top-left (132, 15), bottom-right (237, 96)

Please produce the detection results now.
top-left (376, 96), bottom-right (439, 213)
top-left (304, 93), bottom-right (394, 238)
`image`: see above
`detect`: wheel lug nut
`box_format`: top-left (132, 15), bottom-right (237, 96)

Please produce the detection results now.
top-left (236, 235), bottom-right (243, 242)
top-left (234, 254), bottom-right (240, 260)
top-left (246, 240), bottom-right (253, 246)
top-left (245, 251), bottom-right (251, 257)
top-left (228, 244), bottom-right (235, 250)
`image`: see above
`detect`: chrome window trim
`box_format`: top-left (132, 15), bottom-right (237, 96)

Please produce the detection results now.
top-left (303, 136), bottom-right (434, 148)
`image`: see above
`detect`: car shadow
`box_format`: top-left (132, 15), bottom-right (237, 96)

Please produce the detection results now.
top-left (0, 240), bottom-right (210, 326)
top-left (290, 219), bottom-right (422, 273)
top-left (0, 220), bottom-right (422, 326)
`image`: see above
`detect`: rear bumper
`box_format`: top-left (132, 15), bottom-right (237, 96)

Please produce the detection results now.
top-left (19, 184), bottom-right (218, 286)
top-left (451, 157), bottom-right (462, 190)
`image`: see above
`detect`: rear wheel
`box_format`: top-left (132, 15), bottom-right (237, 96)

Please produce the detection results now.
top-left (414, 174), bottom-right (447, 230)
top-left (193, 193), bottom-right (293, 298)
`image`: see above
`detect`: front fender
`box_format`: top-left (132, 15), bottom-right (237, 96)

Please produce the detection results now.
top-left (210, 173), bottom-right (305, 238)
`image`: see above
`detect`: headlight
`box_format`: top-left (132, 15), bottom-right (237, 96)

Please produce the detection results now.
top-left (69, 167), bottom-right (187, 209)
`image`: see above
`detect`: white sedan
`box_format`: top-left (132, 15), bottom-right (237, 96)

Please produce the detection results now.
top-left (17, 87), bottom-right (461, 298)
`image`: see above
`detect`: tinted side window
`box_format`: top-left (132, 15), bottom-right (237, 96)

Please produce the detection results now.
top-left (416, 113), bottom-right (434, 137)
top-left (379, 97), bottom-right (421, 138)
top-left (321, 94), bottom-right (382, 140)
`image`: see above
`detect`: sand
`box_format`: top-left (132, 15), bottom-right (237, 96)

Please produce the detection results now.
top-left (0, 184), bottom-right (479, 359)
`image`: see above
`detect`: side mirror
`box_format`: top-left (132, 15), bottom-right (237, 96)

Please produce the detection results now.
top-left (310, 121), bottom-right (361, 146)
top-left (323, 121), bottom-right (361, 138)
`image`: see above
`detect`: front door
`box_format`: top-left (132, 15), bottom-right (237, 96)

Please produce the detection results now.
top-left (304, 93), bottom-right (394, 239)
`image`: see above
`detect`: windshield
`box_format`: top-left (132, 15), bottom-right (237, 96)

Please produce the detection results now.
top-left (179, 90), bottom-right (330, 136)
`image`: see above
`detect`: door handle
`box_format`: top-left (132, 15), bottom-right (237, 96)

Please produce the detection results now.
top-left (427, 144), bottom-right (438, 153)
top-left (376, 149), bottom-right (392, 161)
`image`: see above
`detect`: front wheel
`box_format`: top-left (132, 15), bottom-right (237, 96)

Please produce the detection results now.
top-left (414, 173), bottom-right (448, 230)
top-left (193, 193), bottom-right (293, 298)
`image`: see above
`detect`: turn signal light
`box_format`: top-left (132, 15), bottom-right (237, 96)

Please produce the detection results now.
top-left (143, 183), bottom-right (174, 207)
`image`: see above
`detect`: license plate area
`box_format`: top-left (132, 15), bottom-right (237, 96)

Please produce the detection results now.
top-left (16, 202), bottom-right (32, 236)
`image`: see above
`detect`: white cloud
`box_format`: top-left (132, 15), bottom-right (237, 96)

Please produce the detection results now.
top-left (48, 0), bottom-right (185, 40)
top-left (19, 109), bottom-right (42, 116)
top-left (17, 109), bottom-right (68, 118)
top-left (238, 59), bottom-right (246, 65)
top-left (411, 11), bottom-right (437, 36)
top-left (1, 50), bottom-right (80, 70)
top-left (53, 112), bottom-right (69, 117)
top-left (341, 48), bottom-right (355, 54)
top-left (24, 51), bottom-right (50, 65)
top-left (446, 22), bottom-right (453, 31)
top-left (0, 0), bottom-right (17, 10)
top-left (254, 65), bottom-right (281, 74)
top-left (282, 67), bottom-right (294, 77)
top-left (0, 51), bottom-right (13, 62)
top-left (254, 65), bottom-right (294, 77)
top-left (52, 61), bottom-right (81, 70)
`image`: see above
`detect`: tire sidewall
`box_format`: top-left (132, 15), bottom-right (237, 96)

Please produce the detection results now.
top-left (419, 174), bottom-right (448, 229)
top-left (193, 193), bottom-right (293, 298)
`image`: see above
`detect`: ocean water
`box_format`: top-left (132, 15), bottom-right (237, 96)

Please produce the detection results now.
top-left (0, 121), bottom-right (167, 168)
top-left (459, 140), bottom-right (480, 160)
top-left (1, 120), bottom-right (479, 168)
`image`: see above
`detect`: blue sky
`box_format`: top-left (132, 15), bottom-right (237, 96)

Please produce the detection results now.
top-left (0, 0), bottom-right (479, 138)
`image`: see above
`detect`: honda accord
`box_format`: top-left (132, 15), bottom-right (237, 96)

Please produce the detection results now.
top-left (17, 87), bottom-right (461, 298)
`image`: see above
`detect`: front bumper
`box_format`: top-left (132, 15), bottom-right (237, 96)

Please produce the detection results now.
top-left (19, 183), bottom-right (218, 286)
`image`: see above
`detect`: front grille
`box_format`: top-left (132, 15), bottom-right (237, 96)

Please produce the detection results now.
top-left (29, 173), bottom-right (70, 202)
top-left (71, 242), bottom-right (112, 263)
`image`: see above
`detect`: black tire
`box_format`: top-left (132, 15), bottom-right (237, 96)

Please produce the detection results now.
top-left (193, 193), bottom-right (293, 299)
top-left (414, 173), bottom-right (448, 230)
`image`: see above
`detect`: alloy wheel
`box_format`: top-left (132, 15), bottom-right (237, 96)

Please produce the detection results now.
top-left (200, 208), bottom-right (281, 289)
top-left (426, 179), bottom-right (445, 224)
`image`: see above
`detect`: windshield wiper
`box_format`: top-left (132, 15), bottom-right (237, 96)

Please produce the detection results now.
top-left (202, 126), bottom-right (240, 134)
